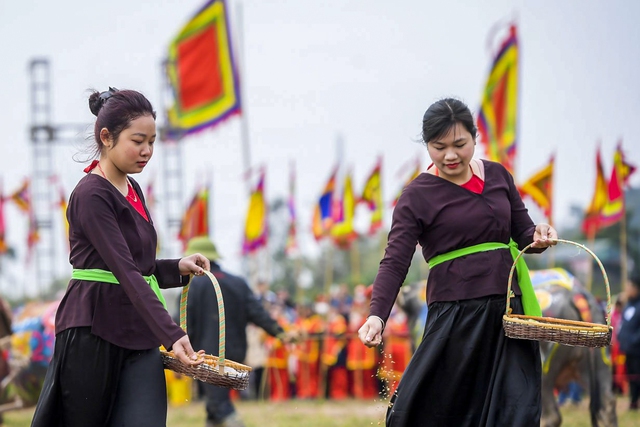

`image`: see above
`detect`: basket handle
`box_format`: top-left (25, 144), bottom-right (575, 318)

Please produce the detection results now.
top-left (505, 239), bottom-right (611, 328)
top-left (179, 270), bottom-right (226, 374)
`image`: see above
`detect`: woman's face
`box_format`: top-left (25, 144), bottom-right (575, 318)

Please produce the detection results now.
top-left (426, 122), bottom-right (475, 184)
top-left (104, 114), bottom-right (156, 175)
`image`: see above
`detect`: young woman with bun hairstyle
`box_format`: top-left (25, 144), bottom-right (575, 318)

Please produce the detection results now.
top-left (358, 98), bottom-right (558, 426)
top-left (31, 88), bottom-right (210, 427)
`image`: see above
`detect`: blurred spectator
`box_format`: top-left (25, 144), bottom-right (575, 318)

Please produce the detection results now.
top-left (295, 304), bottom-right (324, 399)
top-left (611, 295), bottom-right (627, 395)
top-left (331, 284), bottom-right (354, 321)
top-left (346, 285), bottom-right (379, 399)
top-left (322, 306), bottom-right (348, 400)
top-left (618, 271), bottom-right (640, 411)
top-left (181, 236), bottom-right (286, 427)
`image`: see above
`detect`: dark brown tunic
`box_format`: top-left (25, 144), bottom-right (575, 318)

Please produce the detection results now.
top-left (370, 160), bottom-right (543, 322)
top-left (55, 173), bottom-right (187, 350)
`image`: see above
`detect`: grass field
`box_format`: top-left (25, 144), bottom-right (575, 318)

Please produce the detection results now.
top-left (3, 397), bottom-right (639, 426)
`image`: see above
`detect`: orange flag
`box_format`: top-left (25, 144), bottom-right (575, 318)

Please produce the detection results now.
top-left (178, 186), bottom-right (210, 247)
top-left (599, 142), bottom-right (637, 228)
top-left (581, 147), bottom-right (608, 236)
top-left (519, 155), bottom-right (554, 223)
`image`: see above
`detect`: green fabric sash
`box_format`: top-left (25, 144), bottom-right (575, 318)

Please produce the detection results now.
top-left (71, 268), bottom-right (167, 310)
top-left (427, 239), bottom-right (542, 317)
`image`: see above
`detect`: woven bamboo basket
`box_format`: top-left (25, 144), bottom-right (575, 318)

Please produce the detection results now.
top-left (161, 270), bottom-right (252, 390)
top-left (502, 239), bottom-right (612, 348)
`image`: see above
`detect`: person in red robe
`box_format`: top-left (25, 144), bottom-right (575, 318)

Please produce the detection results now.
top-left (379, 306), bottom-right (412, 397)
top-left (295, 304), bottom-right (324, 399)
top-left (347, 285), bottom-right (379, 399)
top-left (265, 305), bottom-right (292, 401)
top-left (322, 306), bottom-right (348, 399)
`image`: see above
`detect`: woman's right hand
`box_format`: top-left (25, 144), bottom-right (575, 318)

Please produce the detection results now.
top-left (358, 316), bottom-right (384, 348)
top-left (172, 335), bottom-right (205, 366)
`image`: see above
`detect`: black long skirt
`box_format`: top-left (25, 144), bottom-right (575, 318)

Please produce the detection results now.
top-left (386, 295), bottom-right (541, 427)
top-left (30, 327), bottom-right (167, 427)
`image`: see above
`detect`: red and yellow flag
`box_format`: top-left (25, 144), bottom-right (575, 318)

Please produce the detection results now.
top-left (613, 140), bottom-right (636, 186)
top-left (331, 170), bottom-right (358, 248)
top-left (360, 157), bottom-right (383, 235)
top-left (242, 168), bottom-right (268, 255)
top-left (599, 142), bottom-right (637, 228)
top-left (167, 0), bottom-right (240, 136)
top-left (10, 179), bottom-right (31, 213)
top-left (519, 155), bottom-right (554, 223)
top-left (477, 25), bottom-right (519, 176)
top-left (178, 186), bottom-right (210, 247)
top-left (581, 147), bottom-right (608, 236)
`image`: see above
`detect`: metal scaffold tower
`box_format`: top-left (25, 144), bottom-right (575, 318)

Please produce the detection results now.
top-left (27, 58), bottom-right (186, 295)
top-left (29, 58), bottom-right (86, 296)
top-left (159, 59), bottom-right (185, 260)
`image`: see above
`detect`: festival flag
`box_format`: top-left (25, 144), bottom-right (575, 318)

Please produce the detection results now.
top-left (166, 0), bottom-right (240, 136)
top-left (599, 142), bottom-right (637, 228)
top-left (581, 147), bottom-right (608, 236)
top-left (0, 181), bottom-right (7, 254)
top-left (331, 170), bottom-right (358, 248)
top-left (391, 156), bottom-right (421, 208)
top-left (9, 179), bottom-right (31, 213)
top-left (242, 168), bottom-right (268, 254)
top-left (285, 162), bottom-right (297, 256)
top-left (26, 209), bottom-right (39, 262)
top-left (312, 166), bottom-right (338, 241)
top-left (477, 24), bottom-right (519, 175)
top-left (178, 186), bottom-right (210, 246)
top-left (613, 140), bottom-right (636, 187)
top-left (519, 155), bottom-right (554, 222)
top-left (361, 157), bottom-right (383, 234)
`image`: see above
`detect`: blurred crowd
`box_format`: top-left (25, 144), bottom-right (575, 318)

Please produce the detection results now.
top-left (167, 282), bottom-right (414, 404)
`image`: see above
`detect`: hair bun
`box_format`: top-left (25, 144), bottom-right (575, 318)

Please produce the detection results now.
top-left (88, 91), bottom-right (104, 116)
top-left (88, 87), bottom-right (119, 116)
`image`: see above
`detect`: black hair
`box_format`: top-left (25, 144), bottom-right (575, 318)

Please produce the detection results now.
top-left (421, 98), bottom-right (477, 145)
top-left (87, 88), bottom-right (156, 158)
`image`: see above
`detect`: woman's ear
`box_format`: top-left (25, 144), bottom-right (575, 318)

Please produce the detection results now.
top-left (100, 128), bottom-right (111, 148)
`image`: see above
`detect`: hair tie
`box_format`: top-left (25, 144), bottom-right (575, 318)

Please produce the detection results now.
top-left (99, 86), bottom-right (119, 104)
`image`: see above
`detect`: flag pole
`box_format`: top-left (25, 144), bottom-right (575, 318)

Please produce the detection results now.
top-left (235, 1), bottom-right (258, 289)
top-left (235, 1), bottom-right (252, 187)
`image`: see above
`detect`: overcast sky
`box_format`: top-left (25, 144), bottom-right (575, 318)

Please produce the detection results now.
top-left (1, 0), bottom-right (639, 298)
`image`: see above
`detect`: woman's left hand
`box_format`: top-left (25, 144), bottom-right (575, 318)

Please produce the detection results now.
top-left (532, 223), bottom-right (558, 248)
top-left (179, 253), bottom-right (210, 276)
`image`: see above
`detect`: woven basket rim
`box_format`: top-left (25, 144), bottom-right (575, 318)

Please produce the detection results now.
top-left (161, 350), bottom-right (252, 373)
top-left (164, 270), bottom-right (251, 386)
top-left (502, 314), bottom-right (611, 333)
top-left (505, 239), bottom-right (612, 329)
